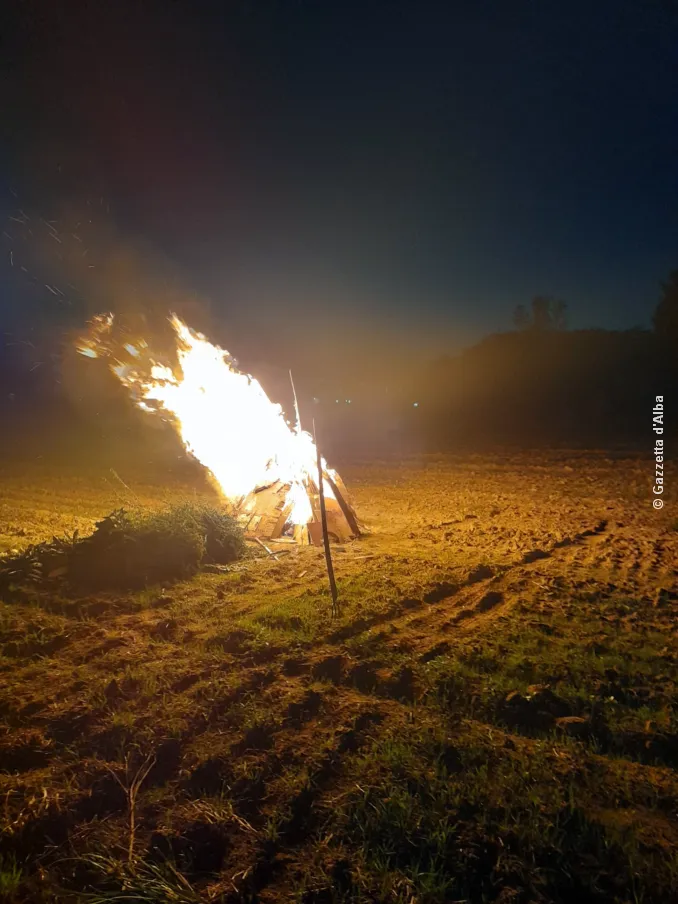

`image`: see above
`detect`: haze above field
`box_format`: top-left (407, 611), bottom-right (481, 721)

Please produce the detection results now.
top-left (2, 0), bottom-right (678, 365)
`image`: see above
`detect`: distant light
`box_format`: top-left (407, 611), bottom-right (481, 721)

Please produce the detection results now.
top-left (346, 399), bottom-right (351, 404)
top-left (313, 396), bottom-right (320, 403)
top-left (335, 399), bottom-right (339, 403)
top-left (413, 402), bottom-right (419, 407)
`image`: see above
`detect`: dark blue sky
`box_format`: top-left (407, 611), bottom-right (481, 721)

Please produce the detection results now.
top-left (2, 0), bottom-right (677, 355)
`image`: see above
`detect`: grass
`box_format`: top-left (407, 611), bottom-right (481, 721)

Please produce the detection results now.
top-left (0, 446), bottom-right (676, 902)
top-left (0, 855), bottom-right (22, 900)
top-left (77, 854), bottom-right (203, 903)
top-left (425, 589), bottom-right (678, 747)
top-left (325, 719), bottom-right (678, 903)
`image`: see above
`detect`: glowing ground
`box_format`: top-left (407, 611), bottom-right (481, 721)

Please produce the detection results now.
top-left (0, 450), bottom-right (677, 902)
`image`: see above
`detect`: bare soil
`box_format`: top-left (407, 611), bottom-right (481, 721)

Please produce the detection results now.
top-left (0, 449), bottom-right (676, 902)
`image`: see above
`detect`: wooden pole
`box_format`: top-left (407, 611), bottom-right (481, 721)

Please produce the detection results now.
top-left (313, 418), bottom-right (339, 617)
top-left (289, 369), bottom-right (301, 433)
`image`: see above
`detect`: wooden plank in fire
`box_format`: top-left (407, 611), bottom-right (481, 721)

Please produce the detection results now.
top-left (239, 481), bottom-right (291, 539)
top-left (306, 473), bottom-right (355, 543)
top-left (323, 470), bottom-right (362, 537)
top-left (238, 471), bottom-right (359, 545)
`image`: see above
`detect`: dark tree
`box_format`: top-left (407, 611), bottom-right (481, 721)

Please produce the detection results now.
top-left (530, 296), bottom-right (567, 331)
top-left (531, 296), bottom-right (552, 330)
top-left (553, 299), bottom-right (568, 330)
top-left (653, 269), bottom-right (678, 345)
top-left (513, 304), bottom-right (530, 330)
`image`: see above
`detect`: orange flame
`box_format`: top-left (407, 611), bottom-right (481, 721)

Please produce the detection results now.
top-left (77, 314), bottom-right (335, 526)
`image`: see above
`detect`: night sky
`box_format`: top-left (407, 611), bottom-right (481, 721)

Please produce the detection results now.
top-left (2, 0), bottom-right (677, 365)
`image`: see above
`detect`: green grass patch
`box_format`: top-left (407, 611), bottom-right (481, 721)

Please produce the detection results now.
top-left (426, 590), bottom-right (678, 743)
top-left (77, 854), bottom-right (202, 903)
top-left (324, 720), bottom-right (678, 903)
top-left (0, 854), bottom-right (22, 901)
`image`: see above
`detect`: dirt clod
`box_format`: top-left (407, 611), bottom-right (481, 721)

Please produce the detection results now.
top-left (312, 655), bottom-right (345, 684)
top-left (466, 564), bottom-right (494, 583)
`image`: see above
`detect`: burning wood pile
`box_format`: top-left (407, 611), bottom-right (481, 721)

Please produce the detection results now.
top-left (76, 314), bottom-right (361, 546)
top-left (238, 470), bottom-right (359, 545)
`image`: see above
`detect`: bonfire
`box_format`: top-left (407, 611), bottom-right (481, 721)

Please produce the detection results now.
top-left (76, 314), bottom-right (360, 545)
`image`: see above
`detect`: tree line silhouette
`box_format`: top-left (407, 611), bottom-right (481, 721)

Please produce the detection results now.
top-left (411, 273), bottom-right (677, 448)
top-left (1, 267), bottom-right (677, 452)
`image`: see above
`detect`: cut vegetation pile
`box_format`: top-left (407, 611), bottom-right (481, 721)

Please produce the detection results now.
top-left (0, 504), bottom-right (245, 591)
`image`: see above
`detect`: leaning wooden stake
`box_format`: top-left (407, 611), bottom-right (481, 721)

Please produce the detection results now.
top-left (289, 369), bottom-right (302, 432)
top-left (313, 418), bottom-right (339, 617)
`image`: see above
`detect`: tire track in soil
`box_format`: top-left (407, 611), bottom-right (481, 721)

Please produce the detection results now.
top-left (3, 561), bottom-right (434, 866)
top-left (214, 519), bottom-right (678, 899)
top-left (307, 519), bottom-right (609, 651)
top-left (549, 525), bottom-right (675, 597)
top-left (169, 677), bottom-right (391, 902)
top-left (165, 623), bottom-right (422, 898)
top-left (179, 524), bottom-right (616, 897)
top-left (8, 519), bottom-right (614, 747)
top-left (8, 516), bottom-right (672, 895)
top-left (219, 691), bottom-right (397, 903)
top-left (10, 518), bottom-right (660, 885)
top-left (171, 519), bottom-right (614, 730)
top-left (2, 670), bottom-right (385, 876)
top-left (6, 520), bottom-right (609, 756)
top-left (325, 519), bottom-right (611, 663)
top-left (97, 510), bottom-right (667, 763)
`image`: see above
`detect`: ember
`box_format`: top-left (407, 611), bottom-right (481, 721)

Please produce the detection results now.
top-left (77, 314), bottom-right (360, 544)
